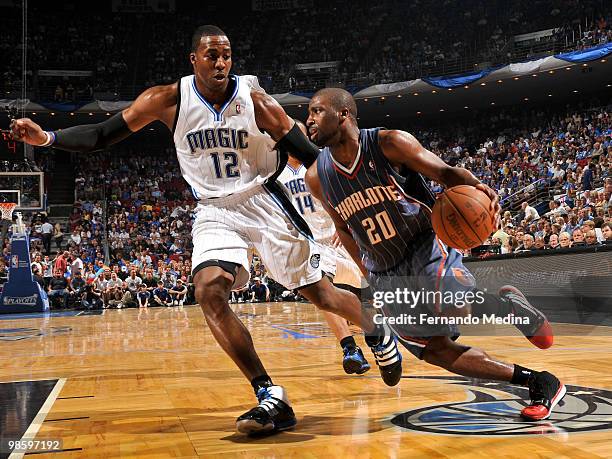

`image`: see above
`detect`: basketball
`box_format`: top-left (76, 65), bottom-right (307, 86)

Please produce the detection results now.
top-left (431, 185), bottom-right (495, 250)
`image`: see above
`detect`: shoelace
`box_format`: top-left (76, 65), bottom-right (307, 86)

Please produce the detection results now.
top-left (343, 346), bottom-right (358, 357)
top-left (529, 376), bottom-right (548, 405)
top-left (256, 387), bottom-right (271, 402)
top-left (371, 337), bottom-right (398, 365)
top-left (505, 291), bottom-right (540, 318)
top-left (255, 387), bottom-right (281, 414)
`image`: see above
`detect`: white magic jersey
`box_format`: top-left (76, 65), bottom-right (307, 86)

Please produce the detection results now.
top-left (279, 163), bottom-right (365, 288)
top-left (173, 74), bottom-right (279, 199)
top-left (278, 163), bottom-right (336, 242)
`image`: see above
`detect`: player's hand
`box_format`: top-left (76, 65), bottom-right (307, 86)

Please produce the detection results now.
top-left (331, 231), bottom-right (341, 248)
top-left (475, 183), bottom-right (501, 229)
top-left (9, 118), bottom-right (48, 146)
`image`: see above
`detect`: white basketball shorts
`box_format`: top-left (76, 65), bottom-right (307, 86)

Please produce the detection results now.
top-left (318, 241), bottom-right (364, 289)
top-left (191, 182), bottom-right (323, 290)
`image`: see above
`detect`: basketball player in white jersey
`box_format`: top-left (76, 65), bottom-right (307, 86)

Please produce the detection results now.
top-left (10, 25), bottom-right (402, 436)
top-left (279, 123), bottom-right (370, 375)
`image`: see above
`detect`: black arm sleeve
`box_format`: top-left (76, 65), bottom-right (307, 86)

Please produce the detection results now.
top-left (276, 123), bottom-right (320, 167)
top-left (52, 112), bottom-right (133, 152)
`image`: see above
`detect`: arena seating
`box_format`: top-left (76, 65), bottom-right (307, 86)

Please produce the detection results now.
top-left (1, 1), bottom-right (610, 98)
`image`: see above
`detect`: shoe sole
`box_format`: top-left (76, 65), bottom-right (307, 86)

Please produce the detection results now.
top-left (521, 383), bottom-right (567, 421)
top-left (236, 418), bottom-right (297, 436)
top-left (381, 352), bottom-right (403, 386)
top-left (499, 285), bottom-right (554, 349)
top-left (343, 359), bottom-right (371, 375)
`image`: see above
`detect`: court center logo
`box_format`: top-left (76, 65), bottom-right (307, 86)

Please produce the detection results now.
top-left (391, 376), bottom-right (612, 436)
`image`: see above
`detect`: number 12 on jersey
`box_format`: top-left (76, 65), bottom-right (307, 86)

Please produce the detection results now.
top-left (362, 211), bottom-right (397, 244)
top-left (211, 152), bottom-right (241, 178)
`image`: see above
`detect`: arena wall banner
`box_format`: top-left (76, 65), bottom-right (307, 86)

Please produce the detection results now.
top-left (464, 246), bottom-right (612, 332)
top-left (353, 42), bottom-right (612, 94)
top-left (3, 42), bottom-right (611, 111)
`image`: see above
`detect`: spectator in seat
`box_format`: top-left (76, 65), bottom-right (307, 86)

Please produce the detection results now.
top-left (516, 234), bottom-right (534, 252)
top-left (585, 230), bottom-right (600, 246)
top-left (70, 229), bottom-right (82, 246)
top-left (249, 277), bottom-right (270, 303)
top-left (82, 284), bottom-right (103, 310)
top-left (534, 236), bottom-right (546, 250)
top-left (566, 214), bottom-right (579, 234)
top-left (31, 253), bottom-right (43, 276)
top-left (162, 271), bottom-right (176, 289)
top-left (521, 201), bottom-right (539, 224)
top-left (106, 272), bottom-right (124, 308)
top-left (548, 234), bottom-right (559, 249)
top-left (492, 225), bottom-right (509, 246)
top-left (48, 269), bottom-right (69, 308)
top-left (601, 222), bottom-right (612, 242)
top-left (546, 200), bottom-right (563, 219)
top-left (70, 271), bottom-right (87, 307)
top-left (137, 283), bottom-right (150, 309)
top-left (572, 229), bottom-right (586, 247)
top-left (152, 280), bottom-right (172, 307)
top-left (32, 267), bottom-right (45, 289)
top-left (558, 232), bottom-right (572, 249)
top-left (501, 236), bottom-right (515, 254)
top-left (125, 268), bottom-right (143, 294)
top-left (42, 255), bottom-right (53, 287)
top-left (142, 269), bottom-right (158, 291)
top-left (71, 251), bottom-right (84, 276)
top-left (169, 278), bottom-right (187, 306)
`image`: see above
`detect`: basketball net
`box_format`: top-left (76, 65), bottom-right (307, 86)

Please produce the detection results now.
top-left (0, 203), bottom-right (24, 235)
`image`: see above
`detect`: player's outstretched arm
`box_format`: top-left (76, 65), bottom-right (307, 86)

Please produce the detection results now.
top-left (10, 83), bottom-right (178, 152)
top-left (379, 129), bottom-right (500, 225)
top-left (251, 90), bottom-right (319, 167)
top-left (305, 162), bottom-right (368, 277)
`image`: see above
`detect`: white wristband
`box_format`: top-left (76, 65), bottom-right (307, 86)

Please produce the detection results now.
top-left (40, 131), bottom-right (55, 147)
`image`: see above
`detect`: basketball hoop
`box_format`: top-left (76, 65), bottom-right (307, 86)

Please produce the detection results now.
top-left (0, 202), bottom-right (16, 221)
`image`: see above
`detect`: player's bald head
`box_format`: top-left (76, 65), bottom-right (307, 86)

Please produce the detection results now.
top-left (312, 88), bottom-right (357, 120)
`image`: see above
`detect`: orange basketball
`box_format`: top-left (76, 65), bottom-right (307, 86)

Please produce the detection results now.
top-left (431, 185), bottom-right (496, 250)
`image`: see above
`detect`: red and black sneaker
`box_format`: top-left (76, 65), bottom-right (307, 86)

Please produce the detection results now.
top-left (521, 371), bottom-right (566, 421)
top-left (499, 285), bottom-right (554, 349)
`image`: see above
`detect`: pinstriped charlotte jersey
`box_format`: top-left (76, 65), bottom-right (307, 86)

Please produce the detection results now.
top-left (317, 128), bottom-right (435, 272)
top-left (172, 74), bottom-right (280, 199)
top-left (278, 164), bottom-right (336, 242)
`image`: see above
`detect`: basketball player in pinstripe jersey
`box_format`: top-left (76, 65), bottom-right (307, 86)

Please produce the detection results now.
top-left (304, 88), bottom-right (566, 421)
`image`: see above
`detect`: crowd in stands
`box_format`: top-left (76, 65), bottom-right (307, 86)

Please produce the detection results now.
top-left (413, 101), bottom-right (611, 255)
top-left (364, 1), bottom-right (612, 85)
top-left (472, 185), bottom-right (612, 257)
top-left (1, 1), bottom-right (611, 98)
top-left (420, 103), bottom-right (611, 205)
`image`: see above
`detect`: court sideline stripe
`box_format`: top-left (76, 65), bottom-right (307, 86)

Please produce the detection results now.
top-left (9, 378), bottom-right (67, 459)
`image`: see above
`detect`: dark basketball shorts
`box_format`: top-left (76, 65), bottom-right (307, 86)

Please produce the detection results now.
top-left (367, 231), bottom-right (476, 359)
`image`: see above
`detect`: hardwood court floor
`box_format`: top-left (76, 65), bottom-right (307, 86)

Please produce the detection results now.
top-left (0, 303), bottom-right (611, 458)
